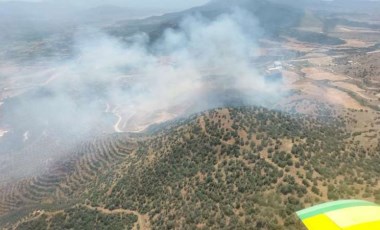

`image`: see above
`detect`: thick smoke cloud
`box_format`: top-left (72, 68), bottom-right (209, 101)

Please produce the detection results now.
top-left (0, 9), bottom-right (283, 182)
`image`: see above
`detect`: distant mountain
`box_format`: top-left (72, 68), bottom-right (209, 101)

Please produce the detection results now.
top-left (80, 5), bottom-right (166, 25)
top-left (107, 0), bottom-right (305, 41)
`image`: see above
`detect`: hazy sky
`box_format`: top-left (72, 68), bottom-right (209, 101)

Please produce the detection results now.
top-left (0, 0), bottom-right (211, 10)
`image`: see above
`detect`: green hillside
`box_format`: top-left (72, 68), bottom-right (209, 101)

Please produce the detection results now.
top-left (2, 106), bottom-right (380, 229)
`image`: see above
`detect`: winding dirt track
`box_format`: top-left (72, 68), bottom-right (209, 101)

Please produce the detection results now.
top-left (83, 204), bottom-right (150, 230)
top-left (14, 205), bottom-right (151, 230)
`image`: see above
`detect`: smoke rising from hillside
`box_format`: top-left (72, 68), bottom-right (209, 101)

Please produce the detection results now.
top-left (0, 9), bottom-right (283, 182)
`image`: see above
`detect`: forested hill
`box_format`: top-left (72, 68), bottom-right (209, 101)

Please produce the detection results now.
top-left (2, 106), bottom-right (380, 229)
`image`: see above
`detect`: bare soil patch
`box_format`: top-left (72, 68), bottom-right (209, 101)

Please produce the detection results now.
top-left (340, 39), bottom-right (372, 48)
top-left (307, 56), bottom-right (334, 66)
top-left (282, 70), bottom-right (302, 85)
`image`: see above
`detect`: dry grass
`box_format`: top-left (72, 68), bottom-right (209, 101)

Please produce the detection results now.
top-left (292, 81), bottom-right (365, 110)
top-left (336, 26), bottom-right (380, 34)
top-left (331, 81), bottom-right (376, 100)
top-left (282, 39), bottom-right (316, 52)
top-left (340, 39), bottom-right (372, 48)
top-left (323, 87), bottom-right (365, 109)
top-left (302, 68), bottom-right (348, 81)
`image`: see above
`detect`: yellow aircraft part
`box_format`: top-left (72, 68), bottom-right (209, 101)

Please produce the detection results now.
top-left (345, 221), bottom-right (380, 230)
top-left (303, 214), bottom-right (340, 229)
top-left (296, 200), bottom-right (380, 230)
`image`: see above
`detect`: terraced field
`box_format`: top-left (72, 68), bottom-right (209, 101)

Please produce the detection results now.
top-left (0, 134), bottom-right (138, 220)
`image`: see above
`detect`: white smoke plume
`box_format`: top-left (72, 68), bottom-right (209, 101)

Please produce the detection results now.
top-left (0, 8), bottom-right (284, 182)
